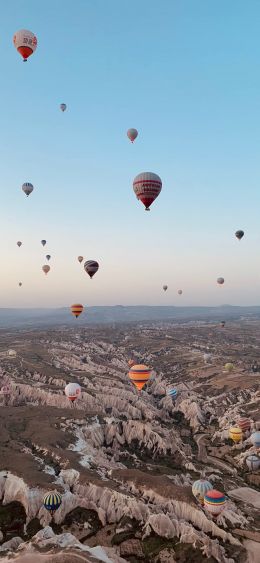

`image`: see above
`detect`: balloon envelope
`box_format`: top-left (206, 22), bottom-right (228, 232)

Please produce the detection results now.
top-left (204, 490), bottom-right (226, 516)
top-left (178, 289), bottom-right (183, 295)
top-left (229, 426), bottom-right (242, 443)
top-left (17, 241), bottom-right (22, 247)
top-left (65, 382), bottom-right (81, 401)
top-left (192, 479), bottom-right (213, 505)
top-left (46, 255), bottom-right (51, 261)
top-left (78, 256), bottom-right (84, 264)
top-left (238, 418), bottom-right (251, 433)
top-left (22, 182), bottom-right (34, 196)
top-left (13, 29), bottom-right (37, 61)
top-left (41, 240), bottom-right (47, 247)
top-left (133, 172), bottom-right (162, 211)
top-left (251, 431), bottom-right (260, 448)
top-left (71, 304), bottom-right (84, 318)
top-left (127, 128), bottom-right (138, 142)
top-left (225, 363), bottom-right (234, 372)
top-left (19, 282), bottom-right (22, 287)
top-left (84, 260), bottom-right (99, 278)
top-left (167, 388), bottom-right (177, 399)
top-left (235, 230), bottom-right (244, 240)
top-left (217, 277), bottom-right (224, 285)
top-left (129, 364), bottom-right (151, 391)
top-left (246, 455), bottom-right (260, 471)
top-left (43, 492), bottom-right (62, 515)
top-left (42, 265), bottom-right (50, 275)
top-left (60, 103), bottom-right (67, 112)
top-left (163, 285), bottom-right (168, 291)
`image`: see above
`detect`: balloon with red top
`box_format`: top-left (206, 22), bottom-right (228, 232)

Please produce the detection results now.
top-left (204, 490), bottom-right (227, 517)
top-left (13, 29), bottom-right (37, 61)
top-left (133, 172), bottom-right (162, 211)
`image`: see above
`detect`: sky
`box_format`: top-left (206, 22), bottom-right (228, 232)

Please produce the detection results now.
top-left (0, 0), bottom-right (260, 308)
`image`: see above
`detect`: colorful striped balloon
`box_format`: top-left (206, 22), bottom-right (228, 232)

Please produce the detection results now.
top-left (133, 172), bottom-right (162, 211)
top-left (204, 489), bottom-right (226, 517)
top-left (238, 418), bottom-right (251, 433)
top-left (229, 426), bottom-right (242, 443)
top-left (192, 479), bottom-right (213, 505)
top-left (167, 388), bottom-right (177, 399)
top-left (129, 364), bottom-right (151, 391)
top-left (43, 492), bottom-right (62, 516)
top-left (246, 455), bottom-right (260, 471)
top-left (71, 304), bottom-right (84, 318)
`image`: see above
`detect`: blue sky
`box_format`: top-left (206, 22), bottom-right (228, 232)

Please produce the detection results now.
top-left (0, 0), bottom-right (260, 307)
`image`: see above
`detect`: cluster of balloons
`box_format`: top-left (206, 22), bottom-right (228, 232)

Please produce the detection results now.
top-left (228, 424), bottom-right (260, 470)
top-left (163, 286), bottom-right (183, 294)
top-left (17, 238), bottom-right (52, 284)
top-left (192, 479), bottom-right (227, 517)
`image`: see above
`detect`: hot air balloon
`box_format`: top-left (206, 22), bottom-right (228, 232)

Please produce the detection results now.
top-left (133, 172), bottom-right (162, 211)
top-left (60, 103), bottom-right (67, 112)
top-left (167, 388), bottom-right (177, 400)
top-left (192, 479), bottom-right (213, 505)
top-left (78, 256), bottom-right (84, 264)
top-left (1, 384), bottom-right (11, 396)
top-left (229, 426), bottom-right (242, 443)
top-left (13, 29), bottom-right (37, 61)
top-left (204, 490), bottom-right (227, 517)
top-left (235, 230), bottom-right (244, 240)
top-left (238, 417), bottom-right (251, 433)
top-left (225, 363), bottom-right (234, 373)
top-left (217, 277), bottom-right (224, 285)
top-left (22, 182), bottom-right (34, 197)
top-left (19, 282), bottom-right (22, 287)
top-left (178, 290), bottom-right (183, 295)
top-left (203, 353), bottom-right (211, 364)
top-left (251, 431), bottom-right (260, 448)
top-left (128, 364), bottom-right (151, 391)
top-left (163, 285), bottom-right (168, 292)
top-left (127, 128), bottom-right (138, 143)
top-left (17, 241), bottom-right (22, 247)
top-left (71, 304), bottom-right (84, 319)
top-left (220, 321), bottom-right (226, 328)
top-left (46, 255), bottom-right (51, 261)
top-left (65, 382), bottom-right (81, 402)
top-left (42, 265), bottom-right (50, 275)
top-left (84, 260), bottom-right (99, 279)
top-left (246, 455), bottom-right (260, 471)
top-left (41, 240), bottom-right (47, 247)
top-left (43, 492), bottom-right (62, 517)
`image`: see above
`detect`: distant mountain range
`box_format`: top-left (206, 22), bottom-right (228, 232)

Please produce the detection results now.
top-left (1, 305), bottom-right (260, 328)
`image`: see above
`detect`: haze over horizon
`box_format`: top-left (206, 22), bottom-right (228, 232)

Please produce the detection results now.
top-left (1, 0), bottom-right (260, 308)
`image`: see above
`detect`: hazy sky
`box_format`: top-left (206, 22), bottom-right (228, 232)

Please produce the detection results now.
top-left (1, 0), bottom-right (260, 308)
